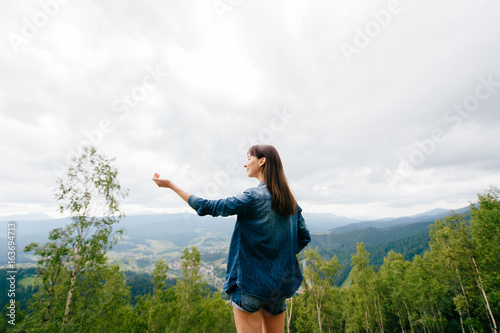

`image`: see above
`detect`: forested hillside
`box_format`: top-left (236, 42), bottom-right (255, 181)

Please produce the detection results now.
top-left (311, 215), bottom-right (471, 285)
top-left (287, 187), bottom-right (500, 333)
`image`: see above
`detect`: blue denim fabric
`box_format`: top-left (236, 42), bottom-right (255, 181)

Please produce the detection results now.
top-left (188, 181), bottom-right (311, 299)
top-left (228, 285), bottom-right (287, 315)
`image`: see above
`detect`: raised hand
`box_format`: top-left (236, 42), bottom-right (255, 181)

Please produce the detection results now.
top-left (152, 173), bottom-right (173, 188)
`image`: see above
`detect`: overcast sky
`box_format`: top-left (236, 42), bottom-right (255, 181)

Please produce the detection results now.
top-left (1, 0), bottom-right (499, 220)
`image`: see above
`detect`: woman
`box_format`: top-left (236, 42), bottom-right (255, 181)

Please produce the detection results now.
top-left (152, 144), bottom-right (311, 333)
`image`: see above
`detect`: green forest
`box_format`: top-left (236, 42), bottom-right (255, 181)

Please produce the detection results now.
top-left (1, 147), bottom-right (499, 332)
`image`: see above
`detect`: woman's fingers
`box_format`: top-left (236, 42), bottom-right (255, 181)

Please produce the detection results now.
top-left (152, 173), bottom-right (173, 189)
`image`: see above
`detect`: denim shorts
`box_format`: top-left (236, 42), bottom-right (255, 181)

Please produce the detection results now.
top-left (227, 286), bottom-right (287, 316)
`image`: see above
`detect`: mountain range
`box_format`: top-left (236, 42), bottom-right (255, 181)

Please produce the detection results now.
top-left (310, 205), bottom-right (472, 284)
top-left (1, 205), bottom-right (470, 264)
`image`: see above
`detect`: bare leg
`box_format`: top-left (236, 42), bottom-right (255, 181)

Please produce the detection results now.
top-left (233, 307), bottom-right (262, 333)
top-left (262, 309), bottom-right (285, 333)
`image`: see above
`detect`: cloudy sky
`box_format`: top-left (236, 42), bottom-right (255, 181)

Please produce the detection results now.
top-left (1, 0), bottom-right (499, 220)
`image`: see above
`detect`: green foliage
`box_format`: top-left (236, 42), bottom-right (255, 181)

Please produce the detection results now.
top-left (312, 221), bottom-right (436, 286)
top-left (287, 187), bottom-right (499, 332)
top-left (0, 268), bottom-right (39, 314)
top-left (129, 247), bottom-right (235, 333)
top-left (170, 247), bottom-right (235, 332)
top-left (289, 248), bottom-right (342, 333)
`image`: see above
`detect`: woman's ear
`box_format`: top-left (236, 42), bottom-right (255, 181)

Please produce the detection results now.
top-left (259, 157), bottom-right (266, 167)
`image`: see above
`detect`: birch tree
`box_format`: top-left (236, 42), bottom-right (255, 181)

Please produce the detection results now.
top-left (301, 247), bottom-right (342, 332)
top-left (23, 145), bottom-right (128, 332)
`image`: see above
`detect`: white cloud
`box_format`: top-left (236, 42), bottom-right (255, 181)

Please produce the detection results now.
top-left (1, 0), bottom-right (499, 219)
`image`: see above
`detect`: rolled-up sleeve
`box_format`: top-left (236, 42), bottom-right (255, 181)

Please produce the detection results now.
top-left (188, 191), bottom-right (254, 217)
top-left (296, 206), bottom-right (311, 253)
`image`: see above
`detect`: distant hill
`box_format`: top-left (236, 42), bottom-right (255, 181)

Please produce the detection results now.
top-left (301, 213), bottom-right (360, 233)
top-left (310, 206), bottom-right (472, 285)
top-left (0, 211), bottom-right (357, 266)
top-left (322, 205), bottom-right (471, 235)
top-left (0, 212), bottom-right (54, 222)
top-left (0, 205), bottom-right (473, 278)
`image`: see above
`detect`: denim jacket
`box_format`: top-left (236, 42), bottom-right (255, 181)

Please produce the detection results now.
top-left (188, 181), bottom-right (311, 299)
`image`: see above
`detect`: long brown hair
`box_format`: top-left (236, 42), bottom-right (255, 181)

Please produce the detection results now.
top-left (248, 145), bottom-right (296, 216)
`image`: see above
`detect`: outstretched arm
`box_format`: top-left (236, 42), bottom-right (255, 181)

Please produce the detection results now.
top-left (152, 173), bottom-right (191, 203)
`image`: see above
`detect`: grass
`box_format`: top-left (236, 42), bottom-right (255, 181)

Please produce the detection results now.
top-left (340, 270), bottom-right (352, 288)
top-left (19, 275), bottom-right (42, 288)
